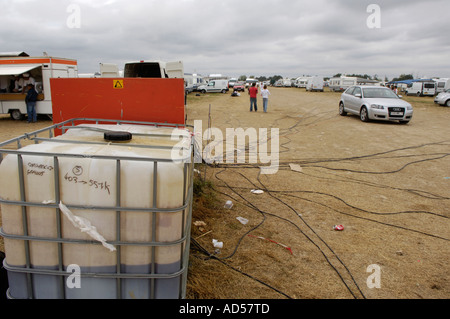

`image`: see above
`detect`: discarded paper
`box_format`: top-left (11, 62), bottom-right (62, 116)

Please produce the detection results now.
top-left (236, 217), bottom-right (249, 225)
top-left (224, 200), bottom-right (233, 209)
top-left (212, 239), bottom-right (223, 249)
top-left (289, 163), bottom-right (303, 173)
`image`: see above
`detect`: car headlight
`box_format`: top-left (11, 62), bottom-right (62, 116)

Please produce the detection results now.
top-left (406, 105), bottom-right (413, 111)
top-left (371, 104), bottom-right (384, 109)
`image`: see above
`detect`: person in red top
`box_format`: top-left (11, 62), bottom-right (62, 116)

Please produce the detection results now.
top-left (248, 82), bottom-right (258, 112)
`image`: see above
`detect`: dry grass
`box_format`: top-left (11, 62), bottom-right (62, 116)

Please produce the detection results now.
top-left (1, 88), bottom-right (449, 300)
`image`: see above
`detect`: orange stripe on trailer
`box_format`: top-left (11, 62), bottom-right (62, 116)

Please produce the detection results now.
top-left (0, 58), bottom-right (77, 65)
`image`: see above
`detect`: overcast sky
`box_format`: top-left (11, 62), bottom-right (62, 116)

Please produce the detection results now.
top-left (1, 0), bottom-right (449, 80)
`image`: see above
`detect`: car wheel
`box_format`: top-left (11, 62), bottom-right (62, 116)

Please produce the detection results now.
top-left (221, 89), bottom-right (227, 94)
top-left (446, 100), bottom-right (450, 107)
top-left (360, 106), bottom-right (369, 122)
top-left (10, 110), bottom-right (23, 121)
top-left (201, 89), bottom-right (206, 94)
top-left (339, 102), bottom-right (347, 116)
top-left (416, 92), bottom-right (421, 97)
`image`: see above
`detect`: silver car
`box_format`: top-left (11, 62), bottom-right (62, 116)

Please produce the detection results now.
top-left (339, 86), bottom-right (413, 124)
top-left (434, 89), bottom-right (450, 107)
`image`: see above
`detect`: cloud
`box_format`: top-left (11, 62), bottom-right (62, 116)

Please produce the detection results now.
top-left (1, 0), bottom-right (449, 79)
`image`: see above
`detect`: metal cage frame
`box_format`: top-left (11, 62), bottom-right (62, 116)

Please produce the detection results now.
top-left (0, 118), bottom-right (195, 299)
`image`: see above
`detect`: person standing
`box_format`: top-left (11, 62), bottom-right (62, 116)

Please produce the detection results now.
top-left (261, 84), bottom-right (271, 113)
top-left (25, 83), bottom-right (38, 123)
top-left (248, 82), bottom-right (258, 112)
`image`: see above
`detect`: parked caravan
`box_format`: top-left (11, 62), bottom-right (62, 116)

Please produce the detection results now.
top-left (434, 78), bottom-right (450, 94)
top-left (295, 77), bottom-right (310, 88)
top-left (283, 78), bottom-right (292, 87)
top-left (306, 76), bottom-right (324, 92)
top-left (329, 76), bottom-right (357, 92)
top-left (405, 80), bottom-right (436, 96)
top-left (99, 63), bottom-right (119, 78)
top-left (124, 60), bottom-right (184, 79)
top-left (0, 52), bottom-right (78, 120)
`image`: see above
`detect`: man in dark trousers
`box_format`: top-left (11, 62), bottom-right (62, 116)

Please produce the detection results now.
top-left (248, 82), bottom-right (258, 112)
top-left (25, 83), bottom-right (38, 123)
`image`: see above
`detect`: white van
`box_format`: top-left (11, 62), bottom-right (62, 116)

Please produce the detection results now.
top-left (306, 76), bottom-right (324, 92)
top-left (124, 60), bottom-right (184, 79)
top-left (198, 79), bottom-right (229, 93)
top-left (406, 81), bottom-right (436, 96)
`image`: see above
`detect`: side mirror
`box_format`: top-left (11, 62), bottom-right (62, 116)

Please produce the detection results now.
top-left (355, 93), bottom-right (362, 98)
top-left (398, 95), bottom-right (403, 98)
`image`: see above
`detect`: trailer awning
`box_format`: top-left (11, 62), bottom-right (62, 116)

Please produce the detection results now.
top-left (0, 64), bottom-right (41, 76)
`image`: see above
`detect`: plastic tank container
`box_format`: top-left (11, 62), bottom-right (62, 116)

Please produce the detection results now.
top-left (0, 118), bottom-right (194, 299)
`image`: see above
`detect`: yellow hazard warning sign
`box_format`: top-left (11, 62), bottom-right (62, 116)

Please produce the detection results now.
top-left (113, 80), bottom-right (124, 89)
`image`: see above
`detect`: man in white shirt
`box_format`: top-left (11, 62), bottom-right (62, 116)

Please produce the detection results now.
top-left (21, 73), bottom-right (35, 93)
top-left (261, 84), bottom-right (271, 113)
top-left (13, 75), bottom-right (24, 93)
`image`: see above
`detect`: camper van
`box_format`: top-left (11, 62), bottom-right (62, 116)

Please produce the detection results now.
top-left (295, 77), bottom-right (311, 88)
top-left (0, 52), bottom-right (78, 120)
top-left (198, 79), bottom-right (229, 93)
top-left (406, 80), bottom-right (436, 96)
top-left (306, 76), bottom-right (324, 92)
top-left (124, 60), bottom-right (184, 79)
top-left (329, 76), bottom-right (357, 92)
top-left (434, 78), bottom-right (450, 94)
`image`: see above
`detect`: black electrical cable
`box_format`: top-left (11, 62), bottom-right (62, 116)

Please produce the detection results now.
top-left (212, 169), bottom-right (365, 299)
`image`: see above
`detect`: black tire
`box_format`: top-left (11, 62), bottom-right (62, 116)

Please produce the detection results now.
top-left (339, 102), bottom-right (347, 116)
top-left (360, 106), bottom-right (370, 122)
top-left (201, 89), bottom-right (206, 94)
top-left (10, 110), bottom-right (23, 121)
top-left (221, 89), bottom-right (227, 94)
top-left (446, 100), bottom-right (450, 107)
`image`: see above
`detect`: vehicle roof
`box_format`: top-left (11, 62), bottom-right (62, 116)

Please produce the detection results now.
top-left (352, 85), bottom-right (390, 89)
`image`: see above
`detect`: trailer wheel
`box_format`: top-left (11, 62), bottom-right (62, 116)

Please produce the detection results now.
top-left (10, 110), bottom-right (23, 121)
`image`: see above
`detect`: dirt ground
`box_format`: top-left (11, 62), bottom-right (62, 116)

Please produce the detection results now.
top-left (183, 87), bottom-right (449, 299)
top-left (0, 87), bottom-right (449, 299)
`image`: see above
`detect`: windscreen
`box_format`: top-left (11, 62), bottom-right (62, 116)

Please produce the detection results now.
top-left (363, 88), bottom-right (399, 99)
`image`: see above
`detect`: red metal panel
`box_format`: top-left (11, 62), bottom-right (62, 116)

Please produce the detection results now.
top-left (50, 78), bottom-right (185, 134)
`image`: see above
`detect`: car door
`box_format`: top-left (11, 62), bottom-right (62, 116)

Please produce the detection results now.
top-left (348, 87), bottom-right (362, 113)
top-left (207, 81), bottom-right (217, 92)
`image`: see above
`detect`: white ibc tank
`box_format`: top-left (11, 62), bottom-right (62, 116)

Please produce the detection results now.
top-left (0, 122), bottom-right (194, 299)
